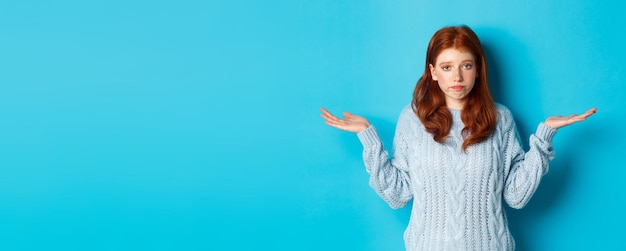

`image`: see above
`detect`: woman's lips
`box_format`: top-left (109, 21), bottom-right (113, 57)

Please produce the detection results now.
top-left (450, 85), bottom-right (464, 90)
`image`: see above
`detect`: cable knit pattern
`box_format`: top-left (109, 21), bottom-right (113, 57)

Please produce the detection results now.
top-left (356, 104), bottom-right (556, 251)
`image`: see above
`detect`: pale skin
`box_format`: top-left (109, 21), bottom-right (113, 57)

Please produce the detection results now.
top-left (320, 107), bottom-right (597, 133)
top-left (321, 48), bottom-right (597, 133)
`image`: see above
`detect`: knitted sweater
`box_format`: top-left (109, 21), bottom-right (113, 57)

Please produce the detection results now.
top-left (356, 104), bottom-right (556, 251)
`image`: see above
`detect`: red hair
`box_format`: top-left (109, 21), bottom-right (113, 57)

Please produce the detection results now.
top-left (411, 25), bottom-right (497, 152)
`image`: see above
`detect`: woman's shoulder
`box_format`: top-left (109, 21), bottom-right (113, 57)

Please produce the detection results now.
top-left (400, 104), bottom-right (414, 115)
top-left (495, 103), bottom-right (514, 119)
top-left (494, 103), bottom-right (516, 129)
top-left (398, 104), bottom-right (421, 124)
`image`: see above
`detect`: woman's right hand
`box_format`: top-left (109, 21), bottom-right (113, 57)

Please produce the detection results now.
top-left (320, 107), bottom-right (370, 133)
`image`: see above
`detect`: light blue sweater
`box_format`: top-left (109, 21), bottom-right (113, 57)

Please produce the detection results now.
top-left (356, 104), bottom-right (556, 251)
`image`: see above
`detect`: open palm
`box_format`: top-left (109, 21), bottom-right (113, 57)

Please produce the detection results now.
top-left (545, 107), bottom-right (597, 129)
top-left (320, 107), bottom-right (370, 133)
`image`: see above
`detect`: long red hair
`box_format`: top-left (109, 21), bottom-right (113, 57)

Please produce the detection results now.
top-left (411, 25), bottom-right (497, 152)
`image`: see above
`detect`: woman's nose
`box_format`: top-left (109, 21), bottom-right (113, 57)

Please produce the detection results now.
top-left (454, 68), bottom-right (463, 82)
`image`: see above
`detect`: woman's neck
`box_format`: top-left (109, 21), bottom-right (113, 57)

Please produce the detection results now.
top-left (446, 102), bottom-right (465, 110)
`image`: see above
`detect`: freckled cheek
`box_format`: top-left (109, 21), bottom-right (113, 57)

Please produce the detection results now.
top-left (464, 71), bottom-right (477, 80)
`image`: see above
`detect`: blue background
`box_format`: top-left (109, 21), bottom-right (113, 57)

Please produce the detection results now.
top-left (1, 0), bottom-right (624, 250)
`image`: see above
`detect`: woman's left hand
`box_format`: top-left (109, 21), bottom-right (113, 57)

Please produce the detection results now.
top-left (544, 107), bottom-right (597, 129)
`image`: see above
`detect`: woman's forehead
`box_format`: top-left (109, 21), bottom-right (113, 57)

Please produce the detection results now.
top-left (435, 48), bottom-right (475, 63)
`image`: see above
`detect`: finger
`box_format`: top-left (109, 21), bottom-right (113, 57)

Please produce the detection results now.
top-left (324, 120), bottom-right (348, 131)
top-left (571, 109), bottom-right (596, 121)
top-left (320, 107), bottom-right (336, 117)
top-left (320, 110), bottom-right (333, 119)
top-left (343, 111), bottom-right (361, 119)
top-left (321, 113), bottom-right (343, 125)
top-left (320, 109), bottom-right (342, 121)
top-left (579, 107), bottom-right (597, 119)
top-left (322, 108), bottom-right (350, 122)
top-left (324, 120), bottom-right (342, 128)
top-left (567, 117), bottom-right (586, 124)
top-left (322, 111), bottom-right (347, 124)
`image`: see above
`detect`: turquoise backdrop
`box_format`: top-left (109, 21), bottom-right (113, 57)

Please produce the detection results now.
top-left (1, 0), bottom-right (624, 250)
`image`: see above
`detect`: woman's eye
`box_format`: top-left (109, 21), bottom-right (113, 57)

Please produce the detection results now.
top-left (442, 66), bottom-right (450, 70)
top-left (463, 64), bottom-right (473, 69)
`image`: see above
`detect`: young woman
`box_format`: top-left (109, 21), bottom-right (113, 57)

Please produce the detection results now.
top-left (320, 25), bottom-right (596, 250)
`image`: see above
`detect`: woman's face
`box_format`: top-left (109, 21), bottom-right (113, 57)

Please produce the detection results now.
top-left (429, 48), bottom-right (477, 110)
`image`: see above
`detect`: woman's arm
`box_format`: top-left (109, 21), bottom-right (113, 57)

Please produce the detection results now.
top-left (502, 120), bottom-right (556, 209)
top-left (544, 108), bottom-right (597, 129)
top-left (502, 107), bottom-right (596, 209)
top-left (321, 107), bottom-right (413, 209)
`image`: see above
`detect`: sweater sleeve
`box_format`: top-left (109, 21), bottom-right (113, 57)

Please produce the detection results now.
top-left (501, 109), bottom-right (557, 209)
top-left (356, 109), bottom-right (413, 209)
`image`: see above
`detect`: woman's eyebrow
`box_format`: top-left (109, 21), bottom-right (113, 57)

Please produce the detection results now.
top-left (438, 59), bottom-right (474, 66)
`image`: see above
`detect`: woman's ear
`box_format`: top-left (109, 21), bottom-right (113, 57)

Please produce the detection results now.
top-left (429, 64), bottom-right (438, 81)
